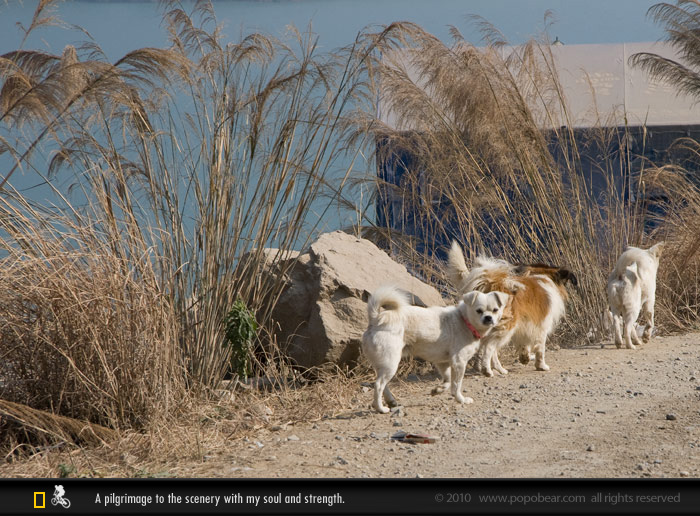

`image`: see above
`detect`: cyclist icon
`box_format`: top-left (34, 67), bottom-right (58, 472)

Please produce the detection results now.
top-left (51, 485), bottom-right (71, 509)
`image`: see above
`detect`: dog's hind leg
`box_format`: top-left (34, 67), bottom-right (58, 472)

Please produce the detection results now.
top-left (612, 313), bottom-right (624, 348)
top-left (641, 299), bottom-right (655, 343)
top-left (371, 349), bottom-right (401, 413)
top-left (622, 311), bottom-right (639, 350)
top-left (533, 335), bottom-right (550, 371)
top-left (431, 362), bottom-right (451, 395)
top-left (622, 322), bottom-right (637, 350)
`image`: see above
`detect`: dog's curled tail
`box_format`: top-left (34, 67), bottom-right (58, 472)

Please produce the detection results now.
top-left (367, 286), bottom-right (407, 327)
top-left (447, 241), bottom-right (469, 289)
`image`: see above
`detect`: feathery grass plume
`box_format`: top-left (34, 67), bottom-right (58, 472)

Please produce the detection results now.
top-left (629, 1), bottom-right (700, 101)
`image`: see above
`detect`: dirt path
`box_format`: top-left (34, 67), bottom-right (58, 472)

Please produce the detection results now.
top-left (192, 333), bottom-right (700, 478)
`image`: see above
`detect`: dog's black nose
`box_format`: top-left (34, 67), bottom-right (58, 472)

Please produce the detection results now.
top-left (482, 315), bottom-right (493, 324)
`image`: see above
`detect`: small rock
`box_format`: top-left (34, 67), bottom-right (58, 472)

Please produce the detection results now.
top-left (390, 406), bottom-right (405, 417)
top-left (406, 374), bottom-right (419, 382)
top-left (335, 435), bottom-right (345, 441)
top-left (287, 434), bottom-right (300, 441)
top-left (680, 471), bottom-right (690, 477)
top-left (393, 421), bottom-right (402, 427)
top-left (415, 473), bottom-right (424, 478)
top-left (361, 386), bottom-right (370, 393)
top-left (270, 425), bottom-right (285, 431)
top-left (519, 384), bottom-right (527, 389)
top-left (666, 414), bottom-right (678, 421)
top-left (266, 456), bottom-right (278, 461)
top-left (337, 456), bottom-right (348, 465)
top-left (587, 445), bottom-right (595, 452)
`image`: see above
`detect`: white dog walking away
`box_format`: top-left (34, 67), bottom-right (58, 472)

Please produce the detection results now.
top-left (607, 242), bottom-right (664, 348)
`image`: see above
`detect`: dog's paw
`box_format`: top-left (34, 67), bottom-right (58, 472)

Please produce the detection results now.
top-left (481, 369), bottom-right (494, 378)
top-left (374, 405), bottom-right (390, 414)
top-left (535, 363), bottom-right (550, 371)
top-left (519, 353), bottom-right (530, 365)
top-left (495, 367), bottom-right (509, 375)
top-left (625, 343), bottom-right (637, 350)
top-left (431, 386), bottom-right (446, 396)
top-left (615, 341), bottom-right (622, 349)
top-left (456, 396), bottom-right (474, 405)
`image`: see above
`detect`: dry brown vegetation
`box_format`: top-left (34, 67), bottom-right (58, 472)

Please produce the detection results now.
top-left (2, 1), bottom-right (700, 477)
top-left (353, 18), bottom-right (700, 343)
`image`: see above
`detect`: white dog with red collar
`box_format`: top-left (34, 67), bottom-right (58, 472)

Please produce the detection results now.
top-left (362, 285), bottom-right (509, 413)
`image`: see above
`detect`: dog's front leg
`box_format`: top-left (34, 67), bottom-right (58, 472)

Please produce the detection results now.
top-left (450, 346), bottom-right (477, 404)
top-left (478, 330), bottom-right (511, 377)
top-left (491, 351), bottom-right (509, 375)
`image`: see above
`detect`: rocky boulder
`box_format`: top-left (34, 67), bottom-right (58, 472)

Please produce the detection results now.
top-left (267, 231), bottom-right (445, 368)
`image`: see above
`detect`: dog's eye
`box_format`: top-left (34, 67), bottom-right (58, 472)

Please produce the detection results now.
top-left (476, 309), bottom-right (483, 314)
top-left (492, 308), bottom-right (498, 313)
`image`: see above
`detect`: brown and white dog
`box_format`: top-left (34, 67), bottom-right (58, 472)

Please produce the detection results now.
top-left (447, 241), bottom-right (577, 376)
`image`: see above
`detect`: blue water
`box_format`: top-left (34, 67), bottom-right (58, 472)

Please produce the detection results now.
top-left (0, 0), bottom-right (666, 240)
top-left (1, 0), bottom-right (665, 58)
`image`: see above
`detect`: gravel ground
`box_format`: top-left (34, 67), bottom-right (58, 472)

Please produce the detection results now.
top-left (190, 332), bottom-right (700, 478)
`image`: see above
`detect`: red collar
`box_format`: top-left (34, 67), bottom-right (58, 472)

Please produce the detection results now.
top-left (461, 314), bottom-right (482, 339)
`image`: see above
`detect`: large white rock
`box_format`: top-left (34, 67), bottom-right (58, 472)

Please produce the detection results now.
top-left (269, 231), bottom-right (446, 368)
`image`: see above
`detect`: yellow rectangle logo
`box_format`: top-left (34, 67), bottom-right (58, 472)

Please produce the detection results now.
top-left (33, 492), bottom-right (45, 509)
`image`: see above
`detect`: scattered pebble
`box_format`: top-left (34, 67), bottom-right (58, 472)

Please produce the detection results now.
top-left (287, 434), bottom-right (300, 441)
top-left (680, 471), bottom-right (690, 477)
top-left (335, 435), bottom-right (345, 441)
top-left (666, 414), bottom-right (678, 421)
top-left (587, 445), bottom-right (595, 452)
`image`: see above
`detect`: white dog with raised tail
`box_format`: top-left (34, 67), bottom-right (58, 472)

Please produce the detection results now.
top-left (607, 242), bottom-right (664, 348)
top-left (362, 286), bottom-right (509, 413)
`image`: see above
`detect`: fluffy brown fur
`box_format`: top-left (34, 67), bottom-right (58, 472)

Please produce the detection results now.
top-left (447, 242), bottom-right (577, 375)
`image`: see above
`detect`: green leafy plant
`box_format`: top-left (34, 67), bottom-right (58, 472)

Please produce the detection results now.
top-left (223, 300), bottom-right (259, 380)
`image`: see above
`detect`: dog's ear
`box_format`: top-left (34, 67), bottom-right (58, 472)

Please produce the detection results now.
top-left (492, 291), bottom-right (509, 308)
top-left (463, 291), bottom-right (479, 306)
top-left (649, 241), bottom-right (665, 259)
